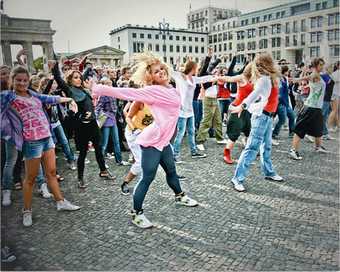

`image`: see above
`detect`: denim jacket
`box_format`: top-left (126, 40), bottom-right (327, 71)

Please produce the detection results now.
top-left (1, 90), bottom-right (61, 151)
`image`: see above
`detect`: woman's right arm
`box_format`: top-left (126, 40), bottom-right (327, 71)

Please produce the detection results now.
top-left (50, 61), bottom-right (72, 97)
top-left (219, 75), bottom-right (244, 83)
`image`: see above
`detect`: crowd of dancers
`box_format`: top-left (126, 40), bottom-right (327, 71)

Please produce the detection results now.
top-left (1, 47), bottom-right (339, 230)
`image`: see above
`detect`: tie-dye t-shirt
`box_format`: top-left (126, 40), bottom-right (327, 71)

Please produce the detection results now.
top-left (11, 95), bottom-right (51, 141)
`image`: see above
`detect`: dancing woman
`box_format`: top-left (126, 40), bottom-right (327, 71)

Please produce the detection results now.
top-left (229, 53), bottom-right (284, 192)
top-left (91, 52), bottom-right (199, 229)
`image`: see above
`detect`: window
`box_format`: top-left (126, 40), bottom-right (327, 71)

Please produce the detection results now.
top-left (272, 37), bottom-right (281, 47)
top-left (328, 13), bottom-right (340, 26)
top-left (301, 19), bottom-right (306, 32)
top-left (311, 16), bottom-right (323, 28)
top-left (201, 37), bottom-right (205, 42)
top-left (247, 29), bottom-right (256, 38)
top-left (218, 44), bottom-right (222, 52)
top-left (214, 45), bottom-right (217, 52)
top-left (285, 36), bottom-right (290, 46)
top-left (155, 34), bottom-right (159, 39)
top-left (293, 21), bottom-right (298, 32)
top-left (162, 44), bottom-right (166, 52)
top-left (201, 47), bottom-right (205, 53)
top-left (133, 42), bottom-right (137, 53)
top-left (316, 3), bottom-right (321, 10)
top-left (189, 36), bottom-right (192, 42)
top-left (147, 34), bottom-right (152, 39)
top-left (271, 24), bottom-right (281, 34)
top-left (259, 39), bottom-right (268, 49)
top-left (162, 35), bottom-right (166, 40)
top-left (117, 36), bottom-right (120, 42)
top-left (330, 45), bottom-right (340, 56)
top-left (169, 35), bottom-right (173, 40)
top-left (183, 36), bottom-right (186, 41)
top-left (189, 46), bottom-right (192, 53)
top-left (322, 1), bottom-right (327, 9)
top-left (195, 37), bottom-right (198, 42)
top-left (170, 57), bottom-right (174, 65)
top-left (176, 36), bottom-right (180, 41)
top-left (140, 33), bottom-right (144, 38)
top-left (310, 31), bottom-right (323, 42)
top-left (132, 33), bottom-right (137, 38)
top-left (169, 45), bottom-right (173, 52)
top-left (310, 46), bottom-right (320, 57)
top-left (291, 3), bottom-right (310, 15)
top-left (229, 42), bottom-right (232, 50)
top-left (237, 43), bottom-right (245, 51)
top-left (301, 34), bottom-right (306, 45)
top-left (285, 22), bottom-right (290, 34)
top-left (133, 42), bottom-right (144, 53)
top-left (195, 46), bottom-right (199, 53)
top-left (148, 44), bottom-right (152, 51)
top-left (328, 29), bottom-right (340, 41)
top-left (259, 27), bottom-right (267, 37)
top-left (276, 12), bottom-right (280, 18)
top-left (155, 44), bottom-right (160, 51)
top-left (281, 11), bottom-right (285, 17)
top-left (335, 0), bottom-right (339, 7)
top-left (264, 15), bottom-right (267, 21)
top-left (247, 41), bottom-right (256, 50)
top-left (224, 43), bottom-right (227, 51)
top-left (293, 35), bottom-right (297, 46)
top-left (237, 31), bottom-right (245, 40)
top-left (176, 45), bottom-right (180, 52)
top-left (183, 46), bottom-right (186, 53)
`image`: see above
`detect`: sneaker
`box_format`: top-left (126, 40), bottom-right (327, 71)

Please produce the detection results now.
top-left (57, 199), bottom-right (80, 211)
top-left (231, 179), bottom-right (246, 192)
top-left (323, 134), bottom-right (335, 140)
top-left (2, 190), bottom-right (11, 206)
top-left (68, 161), bottom-right (77, 170)
top-left (315, 146), bottom-right (328, 153)
top-left (117, 161), bottom-right (130, 166)
top-left (128, 153), bottom-right (134, 163)
top-left (175, 194), bottom-right (198, 207)
top-left (306, 135), bottom-right (314, 143)
top-left (105, 163), bottom-right (109, 169)
top-left (78, 180), bottom-right (87, 189)
top-left (191, 152), bottom-right (207, 159)
top-left (105, 153), bottom-right (115, 160)
top-left (131, 210), bottom-right (153, 229)
top-left (22, 209), bottom-right (32, 227)
top-left (177, 175), bottom-right (187, 181)
top-left (38, 183), bottom-right (52, 199)
top-left (121, 182), bottom-right (130, 195)
top-left (196, 144), bottom-right (205, 151)
top-left (216, 139), bottom-right (228, 144)
top-left (85, 158), bottom-right (90, 164)
top-left (289, 149), bottom-right (302, 160)
top-left (272, 139), bottom-right (280, 146)
top-left (1, 246), bottom-right (16, 263)
top-left (223, 148), bottom-right (233, 164)
top-left (265, 175), bottom-right (284, 182)
top-left (222, 120), bottom-right (227, 127)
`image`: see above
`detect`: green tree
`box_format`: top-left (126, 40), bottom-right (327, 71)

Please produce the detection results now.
top-left (33, 56), bottom-right (43, 71)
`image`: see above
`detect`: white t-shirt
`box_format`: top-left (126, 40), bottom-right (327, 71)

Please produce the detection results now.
top-left (331, 69), bottom-right (340, 97)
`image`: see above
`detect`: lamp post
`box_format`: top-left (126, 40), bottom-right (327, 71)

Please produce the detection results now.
top-left (159, 18), bottom-right (170, 62)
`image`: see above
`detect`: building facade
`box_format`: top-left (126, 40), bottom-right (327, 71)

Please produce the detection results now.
top-left (207, 0), bottom-right (339, 65)
top-left (110, 24), bottom-right (208, 65)
top-left (187, 6), bottom-right (241, 33)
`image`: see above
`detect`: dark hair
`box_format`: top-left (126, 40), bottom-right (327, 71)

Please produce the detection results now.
top-left (121, 66), bottom-right (130, 75)
top-left (311, 58), bottom-right (325, 68)
top-left (281, 65), bottom-right (289, 74)
top-left (298, 62), bottom-right (305, 68)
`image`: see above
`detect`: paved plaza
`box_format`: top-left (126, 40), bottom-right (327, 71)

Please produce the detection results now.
top-left (1, 130), bottom-right (339, 271)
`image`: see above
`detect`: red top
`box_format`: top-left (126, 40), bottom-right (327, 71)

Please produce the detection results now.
top-left (264, 85), bottom-right (279, 113)
top-left (232, 83), bottom-right (253, 106)
top-left (217, 82), bottom-right (231, 99)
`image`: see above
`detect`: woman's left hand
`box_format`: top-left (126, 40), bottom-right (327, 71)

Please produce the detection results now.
top-left (229, 104), bottom-right (243, 118)
top-left (69, 100), bottom-right (78, 113)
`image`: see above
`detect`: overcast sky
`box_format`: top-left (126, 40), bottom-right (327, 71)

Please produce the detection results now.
top-left (5, 0), bottom-right (295, 55)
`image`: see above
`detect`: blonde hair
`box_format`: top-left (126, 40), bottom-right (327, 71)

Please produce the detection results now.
top-left (251, 53), bottom-right (279, 86)
top-left (130, 51), bottom-right (170, 86)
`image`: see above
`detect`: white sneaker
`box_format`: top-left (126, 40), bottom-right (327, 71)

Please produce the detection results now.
top-left (85, 158), bottom-right (90, 164)
top-left (289, 149), bottom-right (303, 160)
top-left (271, 139), bottom-right (280, 146)
top-left (68, 161), bottom-right (77, 170)
top-left (105, 153), bottom-right (115, 160)
top-left (305, 135), bottom-right (314, 143)
top-left (39, 183), bottom-right (52, 199)
top-left (2, 190), bottom-right (11, 206)
top-left (117, 160), bottom-right (131, 166)
top-left (23, 209), bottom-right (32, 227)
top-left (323, 134), bottom-right (335, 140)
top-left (231, 179), bottom-right (246, 192)
top-left (216, 139), bottom-right (228, 144)
top-left (315, 146), bottom-right (328, 153)
top-left (175, 194), bottom-right (198, 207)
top-left (105, 163), bottom-right (109, 169)
top-left (174, 156), bottom-right (183, 164)
top-left (131, 211), bottom-right (153, 229)
top-left (197, 144), bottom-right (205, 151)
top-left (128, 153), bottom-right (134, 163)
top-left (265, 175), bottom-right (284, 182)
top-left (57, 199), bottom-right (81, 211)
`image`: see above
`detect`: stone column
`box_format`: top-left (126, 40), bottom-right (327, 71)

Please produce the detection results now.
top-left (22, 42), bottom-right (34, 72)
top-left (42, 42), bottom-right (53, 71)
top-left (1, 41), bottom-right (12, 67)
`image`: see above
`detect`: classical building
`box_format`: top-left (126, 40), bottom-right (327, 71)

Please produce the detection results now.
top-left (205, 0), bottom-right (339, 65)
top-left (109, 24), bottom-right (208, 65)
top-left (57, 45), bottom-right (125, 67)
top-left (187, 6), bottom-right (241, 32)
top-left (0, 14), bottom-right (55, 72)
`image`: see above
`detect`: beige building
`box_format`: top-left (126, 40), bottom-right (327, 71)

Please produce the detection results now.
top-left (203, 0), bottom-right (339, 65)
top-left (58, 45), bottom-right (125, 67)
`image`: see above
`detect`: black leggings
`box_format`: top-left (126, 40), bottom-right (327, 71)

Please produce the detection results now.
top-left (75, 120), bottom-right (106, 179)
top-left (133, 145), bottom-right (182, 212)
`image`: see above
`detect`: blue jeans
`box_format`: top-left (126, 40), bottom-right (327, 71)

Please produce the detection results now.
top-left (2, 141), bottom-right (18, 190)
top-left (101, 125), bottom-right (122, 163)
top-left (273, 103), bottom-right (296, 137)
top-left (232, 114), bottom-right (277, 184)
top-left (218, 99), bottom-right (231, 120)
top-left (193, 100), bottom-right (203, 130)
top-left (53, 124), bottom-right (75, 163)
top-left (133, 145), bottom-right (182, 212)
top-left (322, 101), bottom-right (331, 135)
top-left (173, 116), bottom-right (197, 157)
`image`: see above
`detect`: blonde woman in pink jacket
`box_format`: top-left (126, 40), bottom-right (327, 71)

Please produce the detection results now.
top-left (91, 52), bottom-right (199, 229)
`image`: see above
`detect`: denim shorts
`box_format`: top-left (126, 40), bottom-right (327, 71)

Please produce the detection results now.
top-left (22, 137), bottom-right (55, 160)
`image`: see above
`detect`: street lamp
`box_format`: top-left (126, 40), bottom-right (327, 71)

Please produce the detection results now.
top-left (159, 18), bottom-right (170, 62)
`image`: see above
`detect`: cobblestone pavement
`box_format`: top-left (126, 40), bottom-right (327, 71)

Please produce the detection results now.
top-left (1, 129), bottom-right (339, 271)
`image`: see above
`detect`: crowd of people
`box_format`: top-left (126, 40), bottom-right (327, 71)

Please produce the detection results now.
top-left (1, 47), bottom-right (339, 231)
